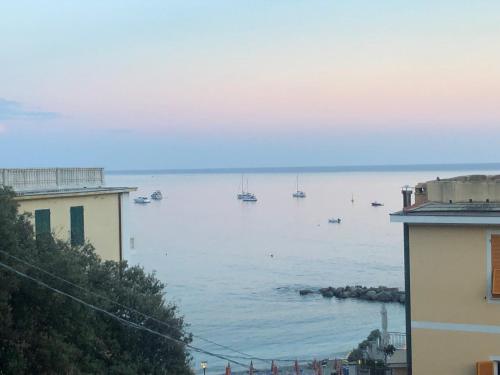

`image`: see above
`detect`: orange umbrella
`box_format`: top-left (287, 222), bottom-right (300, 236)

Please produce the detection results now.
top-left (225, 362), bottom-right (231, 375)
top-left (249, 361), bottom-right (254, 375)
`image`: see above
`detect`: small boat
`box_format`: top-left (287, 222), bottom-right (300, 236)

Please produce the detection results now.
top-left (237, 192), bottom-right (253, 199)
top-left (134, 196), bottom-right (151, 204)
top-left (293, 191), bottom-right (306, 198)
top-left (242, 194), bottom-right (257, 202)
top-left (292, 175), bottom-right (306, 198)
top-left (371, 201), bottom-right (384, 207)
top-left (238, 176), bottom-right (257, 201)
top-left (328, 218), bottom-right (341, 223)
top-left (237, 175), bottom-right (255, 200)
top-left (151, 190), bottom-right (163, 200)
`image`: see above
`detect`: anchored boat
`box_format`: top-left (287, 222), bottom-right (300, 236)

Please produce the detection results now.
top-left (134, 196), bottom-right (151, 204)
top-left (242, 193), bottom-right (257, 202)
top-left (292, 174), bottom-right (306, 198)
top-left (328, 218), bottom-right (341, 223)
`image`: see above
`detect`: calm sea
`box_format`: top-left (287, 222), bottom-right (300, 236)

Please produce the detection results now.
top-left (107, 169), bottom-right (494, 374)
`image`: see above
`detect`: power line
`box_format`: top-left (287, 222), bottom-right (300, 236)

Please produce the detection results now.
top-left (0, 249), bottom-right (269, 363)
top-left (0, 259), bottom-right (250, 368)
top-left (0, 250), bottom-right (315, 364)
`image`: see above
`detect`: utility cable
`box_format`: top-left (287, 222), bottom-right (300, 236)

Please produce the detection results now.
top-left (0, 249), bottom-right (316, 364)
top-left (0, 259), bottom-right (250, 368)
top-left (0, 249), bottom-right (269, 362)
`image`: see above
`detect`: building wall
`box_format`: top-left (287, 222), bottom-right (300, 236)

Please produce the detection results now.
top-left (409, 225), bottom-right (500, 374)
top-left (413, 329), bottom-right (500, 375)
top-left (17, 193), bottom-right (121, 262)
top-left (426, 179), bottom-right (500, 203)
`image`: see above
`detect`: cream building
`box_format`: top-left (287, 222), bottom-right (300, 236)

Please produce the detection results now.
top-left (391, 175), bottom-right (500, 375)
top-left (1, 168), bottom-right (136, 262)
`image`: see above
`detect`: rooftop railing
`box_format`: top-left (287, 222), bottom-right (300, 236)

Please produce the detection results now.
top-left (0, 168), bottom-right (105, 191)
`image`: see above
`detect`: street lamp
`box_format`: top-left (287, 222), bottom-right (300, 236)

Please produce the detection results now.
top-left (201, 361), bottom-right (208, 375)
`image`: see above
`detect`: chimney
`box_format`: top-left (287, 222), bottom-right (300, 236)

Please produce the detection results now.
top-left (402, 185), bottom-right (413, 208)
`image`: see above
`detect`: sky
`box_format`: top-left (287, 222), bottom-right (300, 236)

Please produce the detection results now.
top-left (1, 0), bottom-right (500, 169)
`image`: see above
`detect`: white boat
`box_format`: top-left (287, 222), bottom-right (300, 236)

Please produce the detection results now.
top-left (134, 196), bottom-right (151, 204)
top-left (242, 193), bottom-right (257, 202)
top-left (151, 190), bottom-right (163, 200)
top-left (293, 190), bottom-right (306, 198)
top-left (237, 175), bottom-right (250, 199)
top-left (238, 176), bottom-right (257, 201)
top-left (292, 175), bottom-right (306, 198)
top-left (328, 218), bottom-right (341, 223)
top-left (238, 192), bottom-right (254, 199)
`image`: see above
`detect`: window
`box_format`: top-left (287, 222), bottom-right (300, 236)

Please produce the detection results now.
top-left (476, 361), bottom-right (498, 375)
top-left (476, 361), bottom-right (493, 375)
top-left (492, 235), bottom-right (500, 298)
top-left (34, 209), bottom-right (51, 239)
top-left (70, 206), bottom-right (84, 246)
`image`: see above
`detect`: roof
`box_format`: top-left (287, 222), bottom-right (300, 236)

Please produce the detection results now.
top-left (391, 202), bottom-right (500, 225)
top-left (14, 186), bottom-right (137, 200)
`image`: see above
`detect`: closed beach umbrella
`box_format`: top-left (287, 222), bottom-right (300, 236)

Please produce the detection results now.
top-left (225, 362), bottom-right (231, 375)
top-left (249, 360), bottom-right (254, 375)
top-left (271, 360), bottom-right (278, 375)
top-left (294, 360), bottom-right (300, 375)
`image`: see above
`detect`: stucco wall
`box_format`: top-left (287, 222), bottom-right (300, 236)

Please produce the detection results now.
top-left (17, 193), bottom-right (121, 262)
top-left (426, 179), bottom-right (500, 203)
top-left (409, 225), bottom-right (500, 325)
top-left (409, 225), bottom-right (500, 374)
top-left (413, 329), bottom-right (500, 375)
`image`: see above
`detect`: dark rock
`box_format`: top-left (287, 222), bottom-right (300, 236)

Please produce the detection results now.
top-left (365, 290), bottom-right (377, 300)
top-left (320, 289), bottom-right (335, 298)
top-left (375, 291), bottom-right (393, 302)
top-left (299, 289), bottom-right (314, 296)
top-left (300, 285), bottom-right (405, 304)
top-left (341, 291), bottom-right (352, 298)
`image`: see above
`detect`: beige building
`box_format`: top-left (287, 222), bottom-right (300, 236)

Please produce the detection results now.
top-left (391, 175), bottom-right (500, 375)
top-left (1, 168), bottom-right (136, 262)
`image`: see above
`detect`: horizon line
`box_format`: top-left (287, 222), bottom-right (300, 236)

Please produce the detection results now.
top-left (107, 162), bottom-right (500, 175)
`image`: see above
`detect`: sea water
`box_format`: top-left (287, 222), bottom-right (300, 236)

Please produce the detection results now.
top-left (106, 170), bottom-right (484, 374)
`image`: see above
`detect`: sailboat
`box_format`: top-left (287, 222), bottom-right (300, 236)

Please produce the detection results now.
top-left (292, 175), bottom-right (306, 198)
top-left (237, 175), bottom-right (251, 199)
top-left (239, 177), bottom-right (258, 202)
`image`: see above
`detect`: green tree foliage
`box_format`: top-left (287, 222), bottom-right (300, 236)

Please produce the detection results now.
top-left (0, 187), bottom-right (193, 374)
top-left (347, 329), bottom-right (381, 362)
top-left (382, 344), bottom-right (396, 364)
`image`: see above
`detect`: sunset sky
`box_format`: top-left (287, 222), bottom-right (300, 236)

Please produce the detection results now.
top-left (1, 1), bottom-right (500, 169)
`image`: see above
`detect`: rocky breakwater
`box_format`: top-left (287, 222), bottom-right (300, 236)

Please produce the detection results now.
top-left (299, 285), bottom-right (405, 304)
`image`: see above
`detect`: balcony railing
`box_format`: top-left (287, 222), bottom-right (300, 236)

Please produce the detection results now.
top-left (0, 168), bottom-right (105, 191)
top-left (387, 332), bottom-right (406, 349)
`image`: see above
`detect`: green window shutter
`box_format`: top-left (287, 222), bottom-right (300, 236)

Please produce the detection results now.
top-left (35, 209), bottom-right (51, 238)
top-left (70, 206), bottom-right (85, 246)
